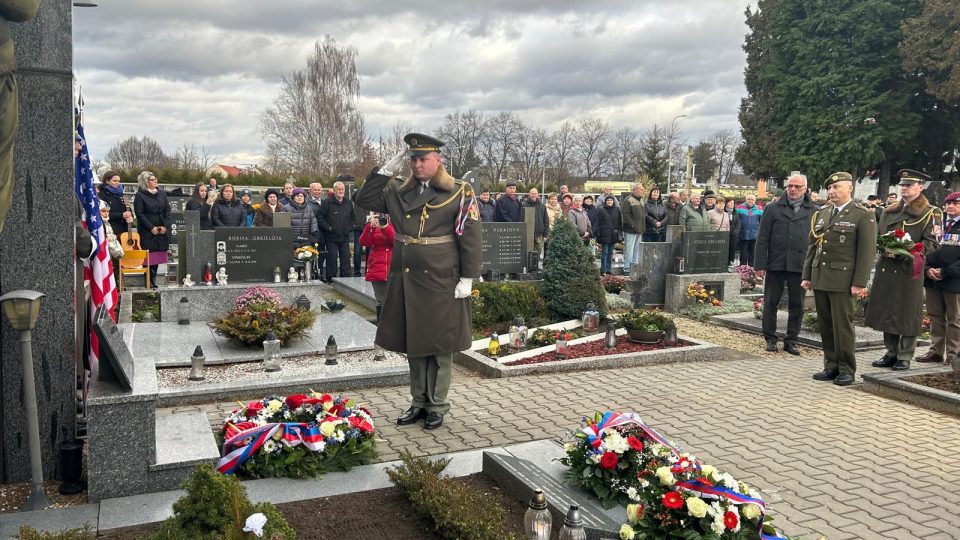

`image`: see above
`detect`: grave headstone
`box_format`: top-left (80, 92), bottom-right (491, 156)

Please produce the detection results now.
top-left (627, 242), bottom-right (672, 306)
top-left (481, 222), bottom-right (526, 273)
top-left (677, 231), bottom-right (728, 273)
top-left (215, 227), bottom-right (293, 283)
top-left (92, 307), bottom-right (134, 392)
top-left (179, 210), bottom-right (216, 283)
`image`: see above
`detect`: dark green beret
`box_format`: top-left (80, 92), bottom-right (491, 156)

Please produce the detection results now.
top-left (823, 172), bottom-right (853, 188)
top-left (403, 133), bottom-right (445, 157)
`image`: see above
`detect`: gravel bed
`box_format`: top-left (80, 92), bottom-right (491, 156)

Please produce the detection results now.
top-left (673, 315), bottom-right (821, 359)
top-left (157, 350), bottom-right (407, 389)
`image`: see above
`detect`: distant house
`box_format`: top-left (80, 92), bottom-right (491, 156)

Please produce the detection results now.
top-left (206, 164), bottom-right (242, 179)
top-left (723, 174), bottom-right (758, 188)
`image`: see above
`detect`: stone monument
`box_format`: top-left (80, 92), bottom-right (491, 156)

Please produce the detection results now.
top-left (0, 1), bottom-right (74, 482)
top-left (663, 231), bottom-right (739, 313)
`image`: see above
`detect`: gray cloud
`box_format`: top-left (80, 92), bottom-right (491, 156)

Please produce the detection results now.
top-left (74, 0), bottom-right (749, 163)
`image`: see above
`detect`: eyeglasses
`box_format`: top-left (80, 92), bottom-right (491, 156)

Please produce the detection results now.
top-left (785, 184), bottom-right (805, 189)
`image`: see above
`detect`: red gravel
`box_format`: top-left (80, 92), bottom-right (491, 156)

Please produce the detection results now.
top-left (503, 336), bottom-right (687, 366)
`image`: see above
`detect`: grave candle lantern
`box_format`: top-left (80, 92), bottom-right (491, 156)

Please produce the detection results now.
top-left (558, 505), bottom-right (586, 540)
top-left (523, 488), bottom-right (552, 540)
top-left (202, 263), bottom-right (214, 285)
top-left (488, 333), bottom-right (500, 356)
top-left (188, 345), bottom-right (206, 381)
top-left (262, 331), bottom-right (281, 372)
top-left (582, 302), bottom-right (599, 333)
top-left (604, 322), bottom-right (617, 350)
top-left (555, 333), bottom-right (569, 359)
top-left (325, 335), bottom-right (338, 365)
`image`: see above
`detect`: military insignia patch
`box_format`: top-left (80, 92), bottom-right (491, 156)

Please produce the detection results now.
top-left (468, 200), bottom-right (479, 221)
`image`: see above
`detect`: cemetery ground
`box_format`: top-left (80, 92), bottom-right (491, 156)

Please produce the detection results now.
top-left (3, 304), bottom-right (960, 539)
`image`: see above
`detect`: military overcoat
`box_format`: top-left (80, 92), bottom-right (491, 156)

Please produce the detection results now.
top-left (354, 165), bottom-right (482, 357)
top-left (802, 202), bottom-right (877, 292)
top-left (864, 195), bottom-right (940, 336)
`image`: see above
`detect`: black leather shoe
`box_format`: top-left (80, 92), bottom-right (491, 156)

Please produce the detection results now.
top-left (423, 412), bottom-right (444, 430)
top-left (872, 354), bottom-right (897, 368)
top-left (784, 343), bottom-right (800, 356)
top-left (892, 360), bottom-right (911, 371)
top-left (396, 407), bottom-right (427, 426)
top-left (812, 369), bottom-right (839, 381)
top-left (765, 341), bottom-right (778, 352)
top-left (833, 373), bottom-right (855, 386)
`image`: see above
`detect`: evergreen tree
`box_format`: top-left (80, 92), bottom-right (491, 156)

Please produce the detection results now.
top-left (542, 218), bottom-right (607, 320)
top-left (637, 125), bottom-right (669, 187)
top-left (737, 0), bottom-right (782, 181)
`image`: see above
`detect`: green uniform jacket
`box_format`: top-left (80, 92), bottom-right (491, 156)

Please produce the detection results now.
top-left (802, 202), bottom-right (877, 292)
top-left (621, 194), bottom-right (646, 235)
top-left (680, 204), bottom-right (710, 232)
top-left (354, 165), bottom-right (482, 357)
top-left (864, 195), bottom-right (940, 336)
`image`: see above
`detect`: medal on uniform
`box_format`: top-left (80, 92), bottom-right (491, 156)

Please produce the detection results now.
top-left (816, 218), bottom-right (824, 228)
top-left (839, 235), bottom-right (846, 244)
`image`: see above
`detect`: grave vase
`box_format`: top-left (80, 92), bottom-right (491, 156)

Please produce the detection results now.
top-left (304, 263), bottom-right (312, 283)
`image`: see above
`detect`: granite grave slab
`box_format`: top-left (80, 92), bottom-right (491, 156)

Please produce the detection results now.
top-left (332, 276), bottom-right (378, 309)
top-left (664, 272), bottom-right (740, 313)
top-left (215, 226), bottom-right (293, 283)
top-left (678, 231), bottom-right (729, 273)
top-left (158, 281), bottom-right (331, 322)
top-left (626, 242), bottom-right (672, 306)
top-left (708, 310), bottom-right (886, 350)
top-left (482, 222), bottom-right (527, 273)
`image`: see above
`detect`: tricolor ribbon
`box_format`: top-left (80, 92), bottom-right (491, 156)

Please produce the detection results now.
top-left (216, 422), bottom-right (331, 474)
top-left (676, 479), bottom-right (785, 539)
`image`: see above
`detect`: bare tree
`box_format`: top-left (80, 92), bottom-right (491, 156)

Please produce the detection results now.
top-left (609, 127), bottom-right (639, 182)
top-left (709, 128), bottom-right (742, 184)
top-left (435, 110), bottom-right (485, 177)
top-left (573, 115), bottom-right (612, 184)
top-left (514, 125), bottom-right (549, 188)
top-left (259, 36), bottom-right (365, 176)
top-left (104, 136), bottom-right (170, 171)
top-left (172, 142), bottom-right (213, 172)
top-left (547, 121), bottom-right (576, 187)
top-left (478, 111), bottom-right (522, 185)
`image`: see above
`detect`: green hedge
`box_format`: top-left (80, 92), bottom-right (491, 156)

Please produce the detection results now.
top-left (471, 281), bottom-right (550, 330)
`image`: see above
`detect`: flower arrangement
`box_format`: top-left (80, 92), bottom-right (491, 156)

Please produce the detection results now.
top-left (802, 311), bottom-right (819, 332)
top-left (217, 392), bottom-right (376, 479)
top-left (686, 283), bottom-right (722, 307)
top-left (877, 228), bottom-right (922, 260)
top-left (214, 286), bottom-right (317, 346)
top-left (602, 274), bottom-right (628, 294)
top-left (752, 299), bottom-right (763, 319)
top-left (617, 308), bottom-right (671, 332)
top-left (734, 265), bottom-right (760, 292)
top-left (524, 328), bottom-right (583, 347)
top-left (324, 299), bottom-right (346, 312)
top-left (294, 245), bottom-right (320, 262)
top-left (561, 411), bottom-right (787, 539)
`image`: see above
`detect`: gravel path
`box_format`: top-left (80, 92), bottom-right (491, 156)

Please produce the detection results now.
top-left (673, 315), bottom-right (823, 359)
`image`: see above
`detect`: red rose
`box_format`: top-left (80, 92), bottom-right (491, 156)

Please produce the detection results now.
top-left (913, 242), bottom-right (924, 253)
top-left (724, 510), bottom-right (740, 530)
top-left (662, 491), bottom-right (683, 510)
top-left (348, 415), bottom-right (374, 433)
top-left (245, 401), bottom-right (264, 418)
top-left (286, 394), bottom-right (322, 409)
top-left (627, 436), bottom-right (644, 452)
top-left (894, 228), bottom-right (905, 238)
top-left (224, 421), bottom-right (256, 439)
top-left (320, 394), bottom-right (333, 403)
top-left (599, 451), bottom-right (619, 469)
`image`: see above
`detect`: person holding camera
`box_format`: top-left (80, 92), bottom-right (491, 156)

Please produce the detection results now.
top-left (359, 212), bottom-right (395, 322)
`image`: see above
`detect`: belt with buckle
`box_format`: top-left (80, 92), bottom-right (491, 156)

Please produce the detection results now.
top-left (395, 233), bottom-right (455, 246)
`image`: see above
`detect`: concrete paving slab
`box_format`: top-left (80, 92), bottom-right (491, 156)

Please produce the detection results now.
top-left (709, 310), bottom-right (886, 350)
top-left (98, 490), bottom-right (182, 531)
top-left (154, 411), bottom-right (220, 466)
top-left (332, 276), bottom-right (377, 309)
top-left (0, 504), bottom-right (100, 539)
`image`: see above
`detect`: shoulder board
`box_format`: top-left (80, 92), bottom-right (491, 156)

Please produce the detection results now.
top-left (853, 203), bottom-right (870, 211)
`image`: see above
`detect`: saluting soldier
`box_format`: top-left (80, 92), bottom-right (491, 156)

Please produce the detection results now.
top-left (354, 133), bottom-right (482, 430)
top-left (801, 172), bottom-right (877, 386)
top-left (866, 169), bottom-right (941, 371)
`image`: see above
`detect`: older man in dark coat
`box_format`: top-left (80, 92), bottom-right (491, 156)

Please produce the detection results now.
top-left (916, 191), bottom-right (960, 365)
top-left (355, 133), bottom-right (482, 430)
top-left (755, 173), bottom-right (815, 355)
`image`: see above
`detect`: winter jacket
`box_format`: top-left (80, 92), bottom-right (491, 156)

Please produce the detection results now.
top-left (524, 198), bottom-right (548, 236)
top-left (645, 198), bottom-right (667, 232)
top-left (185, 198), bottom-right (213, 230)
top-left (597, 205), bottom-right (621, 244)
top-left (99, 187), bottom-right (130, 236)
top-left (754, 194), bottom-right (815, 274)
top-left (736, 203), bottom-right (763, 241)
top-left (317, 196), bottom-right (356, 243)
top-left (494, 195), bottom-right (522, 222)
top-left (478, 198), bottom-right (496, 222)
top-left (621, 193), bottom-right (646, 235)
top-left (925, 217), bottom-right (960, 293)
top-left (680, 203), bottom-right (710, 232)
top-left (133, 188), bottom-right (170, 253)
top-left (583, 203), bottom-right (600, 237)
top-left (359, 222), bottom-right (395, 283)
top-left (253, 203), bottom-right (285, 227)
top-left (211, 198), bottom-right (246, 228)
top-left (567, 207), bottom-right (591, 237)
top-left (244, 203), bottom-right (255, 227)
top-left (284, 201), bottom-right (319, 246)
top-left (545, 202), bottom-right (564, 232)
top-left (706, 206), bottom-right (731, 231)
top-left (665, 201), bottom-right (683, 227)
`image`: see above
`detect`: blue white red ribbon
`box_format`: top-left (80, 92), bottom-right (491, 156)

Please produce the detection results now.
top-left (216, 422), bottom-right (330, 474)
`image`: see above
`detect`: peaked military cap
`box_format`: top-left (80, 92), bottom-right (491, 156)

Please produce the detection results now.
top-left (403, 133), bottom-right (444, 157)
top-left (823, 171), bottom-right (853, 188)
top-left (897, 168), bottom-right (930, 185)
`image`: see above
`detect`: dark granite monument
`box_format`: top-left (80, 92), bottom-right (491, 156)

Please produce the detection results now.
top-left (214, 227), bottom-right (293, 283)
top-left (481, 222), bottom-right (526, 273)
top-left (678, 231), bottom-right (728, 273)
top-left (0, 1), bottom-right (74, 482)
top-left (627, 242), bottom-right (672, 306)
top-left (92, 307), bottom-right (134, 392)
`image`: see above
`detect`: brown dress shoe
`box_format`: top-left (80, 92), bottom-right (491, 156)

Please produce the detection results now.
top-left (915, 350), bottom-right (943, 363)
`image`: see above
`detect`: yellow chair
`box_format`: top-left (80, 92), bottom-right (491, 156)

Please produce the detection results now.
top-left (118, 249), bottom-right (150, 292)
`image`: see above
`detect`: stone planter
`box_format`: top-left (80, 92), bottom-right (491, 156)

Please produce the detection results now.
top-left (626, 329), bottom-right (664, 344)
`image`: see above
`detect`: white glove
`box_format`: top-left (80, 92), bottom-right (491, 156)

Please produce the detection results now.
top-left (378, 148), bottom-right (408, 177)
top-left (454, 277), bottom-right (473, 299)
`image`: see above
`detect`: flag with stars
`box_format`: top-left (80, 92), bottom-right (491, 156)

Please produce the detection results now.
top-left (75, 120), bottom-right (117, 370)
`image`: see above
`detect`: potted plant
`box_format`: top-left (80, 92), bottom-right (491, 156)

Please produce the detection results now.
top-left (617, 309), bottom-right (670, 344)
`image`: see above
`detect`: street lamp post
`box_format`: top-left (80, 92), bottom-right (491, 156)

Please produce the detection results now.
top-left (666, 114), bottom-right (687, 188)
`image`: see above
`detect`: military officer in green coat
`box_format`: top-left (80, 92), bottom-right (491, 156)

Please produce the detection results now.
top-left (355, 133), bottom-right (482, 430)
top-left (802, 172), bottom-right (877, 386)
top-left (865, 169), bottom-right (941, 371)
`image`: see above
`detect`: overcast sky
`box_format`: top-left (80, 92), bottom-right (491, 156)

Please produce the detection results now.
top-left (73, 1), bottom-right (751, 166)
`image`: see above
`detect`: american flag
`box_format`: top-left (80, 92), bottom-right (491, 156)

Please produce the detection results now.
top-left (75, 120), bottom-right (117, 370)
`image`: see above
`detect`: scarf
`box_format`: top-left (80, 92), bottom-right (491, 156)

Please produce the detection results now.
top-left (103, 183), bottom-right (125, 196)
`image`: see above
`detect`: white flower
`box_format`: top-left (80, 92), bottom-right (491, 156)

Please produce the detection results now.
top-left (625, 487), bottom-right (639, 501)
top-left (316, 413), bottom-right (325, 423)
top-left (902, 232), bottom-right (913, 242)
top-left (639, 479), bottom-right (650, 488)
top-left (261, 440), bottom-right (276, 454)
top-left (707, 501), bottom-right (722, 518)
top-left (243, 512), bottom-right (268, 538)
top-left (334, 431), bottom-right (345, 442)
top-left (564, 442), bottom-right (575, 452)
top-left (655, 466), bottom-right (676, 486)
top-left (700, 464), bottom-right (717, 479)
top-left (282, 411), bottom-right (292, 420)
top-left (604, 431), bottom-right (629, 454)
top-left (721, 473), bottom-right (738, 490)
top-left (711, 512), bottom-right (725, 534)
